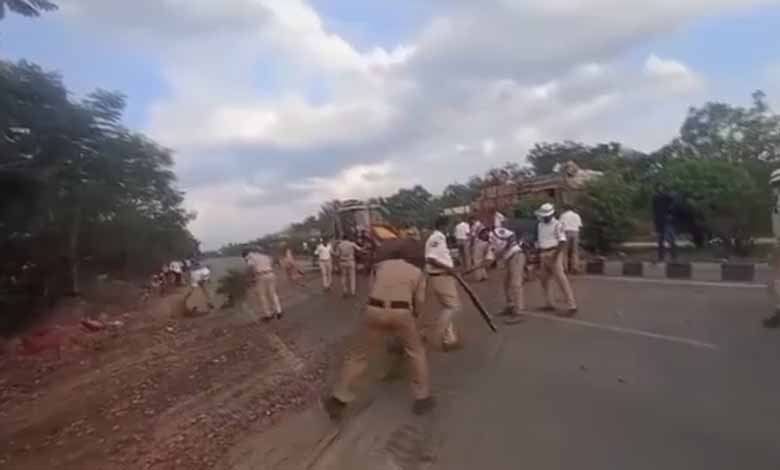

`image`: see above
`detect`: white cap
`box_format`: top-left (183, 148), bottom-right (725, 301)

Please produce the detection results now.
top-left (535, 203), bottom-right (555, 217)
top-left (770, 168), bottom-right (780, 186)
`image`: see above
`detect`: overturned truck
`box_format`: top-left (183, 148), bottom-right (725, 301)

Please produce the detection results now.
top-left (470, 161), bottom-right (602, 224)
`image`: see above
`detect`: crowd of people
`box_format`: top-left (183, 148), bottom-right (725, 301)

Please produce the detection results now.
top-left (322, 201), bottom-right (585, 420)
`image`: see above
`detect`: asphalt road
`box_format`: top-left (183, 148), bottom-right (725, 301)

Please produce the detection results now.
top-left (294, 274), bottom-right (780, 470)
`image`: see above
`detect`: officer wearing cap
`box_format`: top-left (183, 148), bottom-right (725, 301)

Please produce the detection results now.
top-left (535, 203), bottom-right (578, 316)
top-left (322, 238), bottom-right (435, 419)
top-left (425, 216), bottom-right (462, 350)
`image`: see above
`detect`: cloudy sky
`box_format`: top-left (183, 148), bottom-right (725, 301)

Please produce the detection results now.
top-left (3, 0), bottom-right (780, 248)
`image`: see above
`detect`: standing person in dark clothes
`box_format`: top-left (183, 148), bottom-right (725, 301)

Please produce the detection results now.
top-left (652, 184), bottom-right (677, 262)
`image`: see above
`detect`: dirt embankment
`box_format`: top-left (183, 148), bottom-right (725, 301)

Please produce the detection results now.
top-left (0, 273), bottom-right (341, 470)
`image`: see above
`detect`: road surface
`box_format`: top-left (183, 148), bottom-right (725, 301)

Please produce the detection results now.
top-left (227, 273), bottom-right (780, 470)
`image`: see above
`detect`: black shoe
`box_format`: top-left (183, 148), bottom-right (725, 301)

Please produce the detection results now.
top-left (412, 397), bottom-right (436, 416)
top-left (504, 313), bottom-right (526, 325)
top-left (322, 396), bottom-right (347, 421)
top-left (559, 308), bottom-right (578, 318)
top-left (497, 307), bottom-right (513, 317)
top-left (275, 312), bottom-right (284, 320)
top-left (261, 316), bottom-right (272, 323)
top-left (763, 313), bottom-right (780, 328)
top-left (539, 306), bottom-right (556, 313)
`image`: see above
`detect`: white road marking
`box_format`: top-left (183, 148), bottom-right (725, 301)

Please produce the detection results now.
top-left (522, 312), bottom-right (719, 350)
top-left (580, 275), bottom-right (765, 289)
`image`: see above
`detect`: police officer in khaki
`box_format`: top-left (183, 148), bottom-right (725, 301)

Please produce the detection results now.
top-left (242, 247), bottom-right (283, 321)
top-left (535, 203), bottom-right (578, 316)
top-left (425, 216), bottom-right (462, 350)
top-left (322, 239), bottom-right (435, 419)
top-left (335, 234), bottom-right (364, 298)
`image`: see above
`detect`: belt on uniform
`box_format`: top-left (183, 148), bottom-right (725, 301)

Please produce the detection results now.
top-left (540, 247), bottom-right (558, 252)
top-left (428, 272), bottom-right (451, 277)
top-left (368, 297), bottom-right (411, 310)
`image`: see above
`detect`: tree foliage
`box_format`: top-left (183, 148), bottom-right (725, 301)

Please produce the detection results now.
top-left (576, 175), bottom-right (636, 253)
top-left (1, 60), bottom-right (197, 329)
top-left (659, 159), bottom-right (762, 254)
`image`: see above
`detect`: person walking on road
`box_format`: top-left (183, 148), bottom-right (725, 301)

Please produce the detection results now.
top-left (243, 247), bottom-right (283, 322)
top-left (425, 216), bottom-right (462, 351)
top-left (315, 238), bottom-right (334, 291)
top-left (335, 235), bottom-right (364, 298)
top-left (454, 218), bottom-right (471, 269)
top-left (491, 227), bottom-right (527, 323)
top-left (652, 184), bottom-right (677, 262)
top-left (559, 205), bottom-right (583, 274)
top-left (322, 240), bottom-right (435, 420)
top-left (535, 203), bottom-right (578, 316)
top-left (280, 242), bottom-right (305, 285)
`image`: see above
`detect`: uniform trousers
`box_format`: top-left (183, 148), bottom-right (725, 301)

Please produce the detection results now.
top-left (333, 305), bottom-right (430, 402)
top-left (253, 272), bottom-right (282, 318)
top-left (539, 249), bottom-right (577, 310)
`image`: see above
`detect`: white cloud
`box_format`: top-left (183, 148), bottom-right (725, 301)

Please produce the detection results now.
top-left (57, 0), bottom-right (780, 247)
top-left (644, 54), bottom-right (703, 94)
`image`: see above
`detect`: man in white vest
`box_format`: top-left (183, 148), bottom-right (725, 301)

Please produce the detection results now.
top-left (535, 203), bottom-right (577, 316)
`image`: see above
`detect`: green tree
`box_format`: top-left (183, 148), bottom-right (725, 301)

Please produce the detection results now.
top-left (660, 159), bottom-right (761, 255)
top-left (1, 60), bottom-right (197, 329)
top-left (380, 185), bottom-right (441, 228)
top-left (576, 175), bottom-right (636, 253)
top-left (0, 0), bottom-right (57, 19)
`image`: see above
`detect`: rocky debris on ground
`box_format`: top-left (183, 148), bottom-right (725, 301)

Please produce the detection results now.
top-left (0, 276), bottom-right (337, 470)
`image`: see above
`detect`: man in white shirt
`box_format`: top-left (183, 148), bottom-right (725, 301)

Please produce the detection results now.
top-left (559, 205), bottom-right (583, 274)
top-left (425, 217), bottom-right (461, 351)
top-left (470, 227), bottom-right (527, 324)
top-left (169, 260), bottom-right (184, 286)
top-left (184, 264), bottom-right (214, 313)
top-left (453, 218), bottom-right (471, 270)
top-left (314, 238), bottom-right (334, 291)
top-left (535, 203), bottom-right (577, 316)
top-left (243, 247), bottom-right (283, 321)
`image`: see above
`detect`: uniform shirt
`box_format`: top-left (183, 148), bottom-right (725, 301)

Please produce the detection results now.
top-left (489, 227), bottom-right (522, 261)
top-left (314, 243), bottom-right (332, 261)
top-left (169, 261), bottom-right (183, 273)
top-left (370, 259), bottom-right (426, 313)
top-left (190, 266), bottom-right (210, 286)
top-left (559, 210), bottom-right (583, 233)
top-left (425, 230), bottom-right (454, 274)
top-left (537, 218), bottom-right (567, 249)
top-left (454, 221), bottom-right (470, 241)
top-left (494, 211), bottom-right (506, 228)
top-left (245, 252), bottom-right (273, 274)
top-left (470, 220), bottom-right (485, 240)
top-left (336, 240), bottom-right (360, 262)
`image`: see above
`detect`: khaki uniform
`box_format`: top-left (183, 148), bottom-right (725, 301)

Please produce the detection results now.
top-left (425, 230), bottom-right (461, 348)
top-left (427, 275), bottom-right (460, 347)
top-left (539, 249), bottom-right (577, 310)
top-left (315, 243), bottom-right (333, 289)
top-left (504, 251), bottom-right (526, 313)
top-left (245, 252), bottom-right (282, 319)
top-left (337, 240), bottom-right (360, 296)
top-left (333, 259), bottom-right (430, 403)
top-left (564, 231), bottom-right (581, 274)
top-left (472, 239), bottom-right (490, 282)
